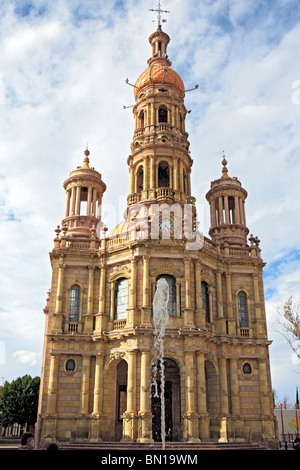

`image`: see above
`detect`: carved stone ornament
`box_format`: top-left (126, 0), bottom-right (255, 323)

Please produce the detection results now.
top-left (109, 264), bottom-right (130, 282)
top-left (110, 351), bottom-right (126, 361)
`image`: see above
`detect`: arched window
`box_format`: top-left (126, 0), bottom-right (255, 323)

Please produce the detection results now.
top-left (201, 281), bottom-right (210, 323)
top-left (156, 274), bottom-right (176, 316)
top-left (158, 161), bottom-right (169, 187)
top-left (137, 165), bottom-right (144, 192)
top-left (69, 285), bottom-right (81, 322)
top-left (158, 105), bottom-right (168, 123)
top-left (139, 110), bottom-right (145, 128)
top-left (183, 169), bottom-right (187, 193)
top-left (114, 278), bottom-right (129, 320)
top-left (238, 291), bottom-right (249, 327)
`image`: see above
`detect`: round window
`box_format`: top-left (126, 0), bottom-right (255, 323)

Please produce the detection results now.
top-left (242, 362), bottom-right (252, 375)
top-left (65, 358), bottom-right (76, 373)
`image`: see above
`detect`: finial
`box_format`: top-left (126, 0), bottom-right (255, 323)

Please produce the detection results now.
top-left (222, 152), bottom-right (228, 177)
top-left (83, 146), bottom-right (90, 168)
top-left (149, 1), bottom-right (170, 29)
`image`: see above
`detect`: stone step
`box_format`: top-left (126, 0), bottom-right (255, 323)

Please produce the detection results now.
top-left (58, 441), bottom-right (267, 451)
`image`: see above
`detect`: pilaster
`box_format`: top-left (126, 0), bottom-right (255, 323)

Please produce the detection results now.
top-left (138, 350), bottom-right (154, 443)
top-left (123, 350), bottom-right (138, 441)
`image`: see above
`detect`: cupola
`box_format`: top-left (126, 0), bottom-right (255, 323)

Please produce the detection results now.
top-left (206, 156), bottom-right (249, 246)
top-left (61, 148), bottom-right (106, 238)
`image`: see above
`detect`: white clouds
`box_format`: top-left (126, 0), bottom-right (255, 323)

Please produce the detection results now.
top-left (0, 0), bottom-right (299, 400)
top-left (13, 350), bottom-right (40, 367)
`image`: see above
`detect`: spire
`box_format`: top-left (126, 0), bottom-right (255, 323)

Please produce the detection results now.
top-left (82, 147), bottom-right (90, 169)
top-left (222, 153), bottom-right (229, 178)
top-left (149, 1), bottom-right (170, 29)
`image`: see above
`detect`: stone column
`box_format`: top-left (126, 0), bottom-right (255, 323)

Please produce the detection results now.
top-left (143, 156), bottom-right (149, 191)
top-left (127, 254), bottom-right (138, 327)
top-left (138, 350), bottom-right (153, 443)
top-left (87, 186), bottom-right (93, 216)
top-left (141, 256), bottom-right (151, 327)
top-left (92, 188), bottom-right (97, 217)
top-left (196, 352), bottom-right (209, 440)
top-left (75, 186), bottom-right (81, 215)
top-left (90, 354), bottom-right (104, 442)
top-left (173, 157), bottom-right (179, 193)
top-left (80, 355), bottom-right (91, 415)
top-left (218, 197), bottom-right (224, 224)
top-left (109, 282), bottom-right (115, 323)
top-left (65, 189), bottom-right (71, 218)
top-left (230, 358), bottom-right (243, 440)
top-left (129, 165), bottom-right (134, 195)
top-left (70, 186), bottom-right (76, 215)
top-left (252, 273), bottom-right (261, 320)
top-left (54, 258), bottom-right (65, 332)
top-left (252, 272), bottom-right (265, 338)
top-left (179, 161), bottom-right (184, 193)
top-left (226, 272), bottom-right (236, 335)
top-left (150, 155), bottom-right (155, 190)
top-left (176, 281), bottom-right (181, 317)
top-left (171, 104), bottom-right (175, 127)
top-left (194, 260), bottom-right (204, 328)
top-left (218, 357), bottom-right (229, 442)
top-left (84, 265), bottom-right (94, 333)
top-left (55, 260), bottom-right (65, 314)
top-left (184, 258), bottom-right (195, 328)
top-left (95, 263), bottom-right (107, 332)
top-left (216, 271), bottom-right (223, 319)
top-left (239, 198), bottom-right (244, 224)
top-left (234, 196), bottom-right (240, 224)
top-left (46, 354), bottom-right (59, 415)
top-left (92, 354), bottom-right (104, 415)
top-left (224, 196), bottom-right (230, 224)
top-left (230, 358), bottom-right (240, 415)
top-left (150, 102), bottom-right (155, 126)
top-left (210, 200), bottom-right (216, 228)
top-left (123, 351), bottom-right (138, 441)
top-left (184, 351), bottom-right (200, 442)
top-left (215, 270), bottom-right (225, 334)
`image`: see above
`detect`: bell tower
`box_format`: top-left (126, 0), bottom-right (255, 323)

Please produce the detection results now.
top-left (127, 26), bottom-right (195, 215)
top-left (206, 156), bottom-right (249, 246)
top-left (62, 148), bottom-right (106, 238)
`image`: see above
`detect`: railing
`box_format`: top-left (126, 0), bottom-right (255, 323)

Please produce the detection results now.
top-left (67, 322), bottom-right (79, 333)
top-left (113, 319), bottom-right (127, 330)
top-left (228, 247), bottom-right (251, 257)
top-left (127, 193), bottom-right (142, 205)
top-left (239, 327), bottom-right (250, 337)
top-left (156, 187), bottom-right (174, 200)
top-left (64, 239), bottom-right (100, 250)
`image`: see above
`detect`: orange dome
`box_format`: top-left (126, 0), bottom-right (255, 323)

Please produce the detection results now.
top-left (134, 64), bottom-right (184, 96)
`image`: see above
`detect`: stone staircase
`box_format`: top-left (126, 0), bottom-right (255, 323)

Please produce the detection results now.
top-left (58, 441), bottom-right (267, 451)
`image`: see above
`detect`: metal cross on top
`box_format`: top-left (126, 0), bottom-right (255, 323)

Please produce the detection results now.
top-left (149, 1), bottom-right (170, 28)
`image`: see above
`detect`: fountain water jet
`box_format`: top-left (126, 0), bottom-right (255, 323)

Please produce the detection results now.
top-left (152, 277), bottom-right (169, 449)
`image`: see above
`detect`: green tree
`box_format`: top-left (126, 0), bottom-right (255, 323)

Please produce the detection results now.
top-left (0, 375), bottom-right (40, 428)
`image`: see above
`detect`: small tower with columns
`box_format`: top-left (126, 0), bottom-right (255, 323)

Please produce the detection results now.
top-left (206, 156), bottom-right (249, 246)
top-left (62, 148), bottom-right (106, 239)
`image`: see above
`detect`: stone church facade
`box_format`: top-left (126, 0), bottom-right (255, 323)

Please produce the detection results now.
top-left (36, 26), bottom-right (278, 448)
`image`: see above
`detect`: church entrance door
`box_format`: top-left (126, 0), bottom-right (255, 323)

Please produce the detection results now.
top-left (151, 358), bottom-right (181, 442)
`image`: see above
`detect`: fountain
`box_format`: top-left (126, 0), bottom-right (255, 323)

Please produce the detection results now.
top-left (152, 277), bottom-right (169, 449)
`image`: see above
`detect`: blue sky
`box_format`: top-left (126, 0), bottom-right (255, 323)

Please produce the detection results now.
top-left (0, 0), bottom-right (299, 405)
